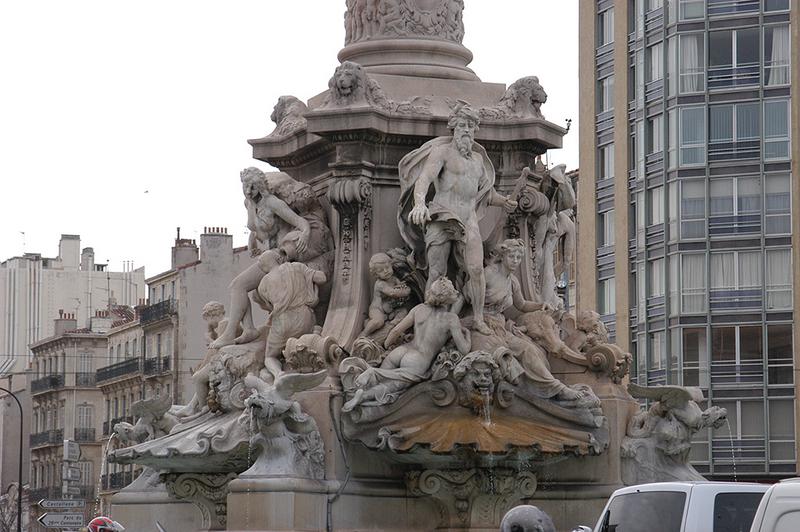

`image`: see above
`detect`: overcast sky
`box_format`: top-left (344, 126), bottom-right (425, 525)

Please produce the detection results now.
top-left (0, 1), bottom-right (578, 277)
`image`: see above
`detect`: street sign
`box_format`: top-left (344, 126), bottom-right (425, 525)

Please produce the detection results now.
top-left (63, 439), bottom-right (81, 462)
top-left (63, 485), bottom-right (81, 496)
top-left (37, 512), bottom-right (84, 528)
top-left (38, 499), bottom-right (85, 509)
top-left (62, 465), bottom-right (81, 482)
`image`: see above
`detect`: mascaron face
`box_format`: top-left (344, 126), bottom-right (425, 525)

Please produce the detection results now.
top-left (502, 249), bottom-right (524, 271)
top-left (453, 118), bottom-right (476, 141)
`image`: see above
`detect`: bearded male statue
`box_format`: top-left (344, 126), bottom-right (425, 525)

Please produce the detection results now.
top-left (398, 101), bottom-right (517, 335)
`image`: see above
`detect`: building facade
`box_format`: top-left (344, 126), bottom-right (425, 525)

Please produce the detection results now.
top-left (578, 0), bottom-right (799, 479)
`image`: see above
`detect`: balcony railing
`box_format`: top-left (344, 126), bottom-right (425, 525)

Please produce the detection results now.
top-left (144, 357), bottom-right (171, 376)
top-left (75, 372), bottom-right (96, 387)
top-left (96, 357), bottom-right (141, 384)
top-left (28, 486), bottom-right (60, 501)
top-left (140, 298), bottom-right (177, 325)
top-left (31, 374), bottom-right (65, 394)
top-left (29, 429), bottom-right (64, 448)
top-left (74, 427), bottom-right (96, 443)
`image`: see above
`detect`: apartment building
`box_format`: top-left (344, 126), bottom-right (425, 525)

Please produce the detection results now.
top-left (578, 0), bottom-right (798, 479)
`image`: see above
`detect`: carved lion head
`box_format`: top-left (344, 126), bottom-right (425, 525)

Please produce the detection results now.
top-left (328, 61), bottom-right (367, 105)
top-left (270, 95), bottom-right (308, 131)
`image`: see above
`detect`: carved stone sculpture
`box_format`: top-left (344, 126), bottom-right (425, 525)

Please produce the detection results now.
top-left (500, 505), bottom-right (557, 532)
top-left (211, 167), bottom-right (333, 350)
top-left (564, 310), bottom-right (609, 352)
top-left (267, 95), bottom-right (308, 138)
top-left (360, 252), bottom-right (412, 338)
top-left (340, 276), bottom-right (470, 412)
top-left (480, 76), bottom-right (548, 121)
top-left (114, 394), bottom-right (178, 444)
top-left (240, 370), bottom-right (327, 479)
top-left (622, 383), bottom-right (727, 485)
top-left (398, 101), bottom-right (517, 336)
top-left (321, 60), bottom-right (431, 115)
top-left (344, 0), bottom-right (465, 45)
top-left (163, 472), bottom-right (238, 530)
top-left (283, 333), bottom-right (342, 374)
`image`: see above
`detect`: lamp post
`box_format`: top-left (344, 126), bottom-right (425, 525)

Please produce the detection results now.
top-left (0, 387), bottom-right (23, 532)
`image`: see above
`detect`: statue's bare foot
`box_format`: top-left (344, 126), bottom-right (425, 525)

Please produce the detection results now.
top-left (210, 332), bottom-right (236, 350)
top-left (556, 387), bottom-right (582, 402)
top-left (472, 319), bottom-right (492, 336)
top-left (234, 328), bottom-right (261, 345)
top-left (342, 389), bottom-right (364, 413)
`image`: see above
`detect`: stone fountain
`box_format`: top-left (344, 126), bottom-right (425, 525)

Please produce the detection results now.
top-left (107, 2), bottom-right (726, 530)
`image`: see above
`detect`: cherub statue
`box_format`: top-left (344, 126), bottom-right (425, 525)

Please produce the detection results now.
top-left (240, 370), bottom-right (327, 478)
top-left (359, 252), bottom-right (411, 338)
top-left (622, 383), bottom-right (727, 484)
top-left (201, 301), bottom-right (227, 346)
top-left (114, 394), bottom-right (177, 445)
top-left (341, 277), bottom-right (471, 412)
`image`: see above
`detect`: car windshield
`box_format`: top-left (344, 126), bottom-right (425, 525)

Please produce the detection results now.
top-left (600, 491), bottom-right (686, 532)
top-left (713, 492), bottom-right (764, 532)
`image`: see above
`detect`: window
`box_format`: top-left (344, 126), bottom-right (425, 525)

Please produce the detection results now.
top-left (682, 327), bottom-right (709, 387)
top-left (132, 338), bottom-right (138, 357)
top-left (709, 177), bottom-right (761, 235)
top-left (709, 103), bottom-right (761, 160)
top-left (600, 491), bottom-right (687, 532)
top-left (647, 0), bottom-right (664, 11)
top-left (713, 492), bottom-right (763, 532)
top-left (709, 28), bottom-right (760, 89)
top-left (78, 461), bottom-right (93, 486)
top-left (649, 331), bottom-right (667, 370)
top-left (160, 284), bottom-right (165, 301)
top-left (649, 258), bottom-right (665, 297)
top-left (599, 210), bottom-right (615, 247)
top-left (679, 0), bottom-right (705, 20)
top-left (766, 249), bottom-right (792, 309)
top-left (765, 173), bottom-right (791, 235)
top-left (708, 0), bottom-right (760, 16)
top-left (767, 325), bottom-right (794, 386)
top-left (599, 277), bottom-right (616, 315)
top-left (710, 251), bottom-right (762, 309)
top-left (680, 180), bottom-right (705, 238)
top-left (647, 114), bottom-right (664, 154)
top-left (679, 34), bottom-right (705, 93)
top-left (768, 399), bottom-right (795, 462)
top-left (156, 333), bottom-right (162, 356)
top-left (76, 405), bottom-right (93, 429)
top-left (78, 352), bottom-right (92, 374)
top-left (599, 76), bottom-right (614, 113)
top-left (764, 25), bottom-right (790, 86)
top-left (647, 42), bottom-right (664, 83)
top-left (599, 144), bottom-right (615, 180)
top-left (764, 100), bottom-right (790, 160)
top-left (170, 280), bottom-right (175, 299)
top-left (712, 325), bottom-right (762, 362)
top-left (764, 0), bottom-right (790, 11)
top-left (680, 107), bottom-right (706, 165)
top-left (598, 8), bottom-right (614, 46)
top-left (649, 186), bottom-right (665, 225)
top-left (681, 254), bottom-right (707, 312)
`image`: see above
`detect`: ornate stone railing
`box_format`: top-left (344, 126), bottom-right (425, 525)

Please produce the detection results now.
top-left (30, 374), bottom-right (65, 394)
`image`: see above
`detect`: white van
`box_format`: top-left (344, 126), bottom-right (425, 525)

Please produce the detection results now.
top-left (749, 478), bottom-right (800, 532)
top-left (574, 481), bottom-right (769, 532)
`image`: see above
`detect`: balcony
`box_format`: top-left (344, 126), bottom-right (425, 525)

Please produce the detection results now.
top-left (75, 372), bottom-right (96, 387)
top-left (143, 357), bottom-right (171, 376)
top-left (74, 427), bottom-right (96, 443)
top-left (28, 486), bottom-right (60, 502)
top-left (29, 429), bottom-right (64, 448)
top-left (96, 357), bottom-right (141, 384)
top-left (140, 298), bottom-right (177, 325)
top-left (30, 374), bottom-right (65, 394)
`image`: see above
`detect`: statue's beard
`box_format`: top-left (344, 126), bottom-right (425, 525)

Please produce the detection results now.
top-left (455, 135), bottom-right (473, 158)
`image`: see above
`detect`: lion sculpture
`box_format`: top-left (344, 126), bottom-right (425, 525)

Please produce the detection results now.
top-left (480, 76), bottom-right (548, 120)
top-left (267, 95), bottom-right (308, 138)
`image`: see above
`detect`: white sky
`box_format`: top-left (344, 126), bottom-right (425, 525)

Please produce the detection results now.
top-left (0, 1), bottom-right (578, 277)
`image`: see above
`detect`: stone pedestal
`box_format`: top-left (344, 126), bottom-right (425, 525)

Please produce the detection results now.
top-left (110, 484), bottom-right (205, 531)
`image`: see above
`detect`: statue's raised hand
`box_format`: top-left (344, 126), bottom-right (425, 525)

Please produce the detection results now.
top-left (408, 203), bottom-right (431, 226)
top-left (502, 196), bottom-right (518, 213)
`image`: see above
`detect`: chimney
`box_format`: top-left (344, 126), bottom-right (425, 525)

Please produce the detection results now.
top-left (200, 226), bottom-right (233, 264)
top-left (80, 247), bottom-right (95, 271)
top-left (171, 227), bottom-right (199, 269)
top-left (54, 314), bottom-right (78, 337)
top-left (58, 234), bottom-right (81, 270)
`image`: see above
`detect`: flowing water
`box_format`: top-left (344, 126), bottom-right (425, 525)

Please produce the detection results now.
top-left (481, 390), bottom-right (492, 427)
top-left (96, 432), bottom-right (117, 515)
top-left (724, 419), bottom-right (738, 482)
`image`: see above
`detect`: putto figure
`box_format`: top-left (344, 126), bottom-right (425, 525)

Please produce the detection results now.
top-left (398, 101), bottom-right (517, 335)
top-left (360, 252), bottom-right (412, 338)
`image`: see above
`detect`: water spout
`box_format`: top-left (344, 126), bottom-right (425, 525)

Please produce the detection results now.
top-left (724, 419), bottom-right (738, 482)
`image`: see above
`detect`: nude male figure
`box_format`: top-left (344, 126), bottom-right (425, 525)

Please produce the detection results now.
top-left (399, 102), bottom-right (517, 335)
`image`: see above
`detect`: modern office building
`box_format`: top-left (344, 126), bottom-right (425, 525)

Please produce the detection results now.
top-left (578, 0), bottom-right (798, 479)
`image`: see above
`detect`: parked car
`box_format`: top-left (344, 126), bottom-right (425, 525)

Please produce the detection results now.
top-left (749, 478), bottom-right (800, 532)
top-left (572, 481), bottom-right (769, 532)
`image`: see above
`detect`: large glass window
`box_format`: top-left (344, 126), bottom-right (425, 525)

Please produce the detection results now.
top-left (764, 100), bottom-right (790, 160)
top-left (679, 0), bottom-right (705, 20)
top-left (709, 28), bottom-right (760, 89)
top-left (764, 0), bottom-right (790, 12)
top-left (649, 257), bottom-right (666, 297)
top-left (713, 493), bottom-right (764, 532)
top-left (599, 491), bottom-right (686, 532)
top-left (599, 209), bottom-right (615, 247)
top-left (709, 176), bottom-right (761, 235)
top-left (710, 251), bottom-right (762, 308)
top-left (599, 76), bottom-right (615, 113)
top-left (768, 399), bottom-right (795, 462)
top-left (680, 107), bottom-right (706, 165)
top-left (681, 253), bottom-right (707, 312)
top-left (680, 179), bottom-right (706, 238)
top-left (679, 33), bottom-right (705, 93)
top-left (683, 327), bottom-right (709, 387)
top-left (598, 8), bottom-right (614, 47)
top-left (650, 331), bottom-right (667, 369)
top-left (712, 325), bottom-right (762, 363)
top-left (765, 173), bottom-right (791, 235)
top-left (764, 25), bottom-right (791, 86)
top-left (648, 114), bottom-right (664, 154)
top-left (599, 277), bottom-right (616, 315)
top-left (766, 248), bottom-right (792, 310)
top-left (599, 144), bottom-right (615, 180)
top-left (767, 325), bottom-right (793, 385)
top-left (709, 103), bottom-right (761, 161)
top-left (647, 42), bottom-right (664, 83)
top-left (649, 186), bottom-right (665, 225)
